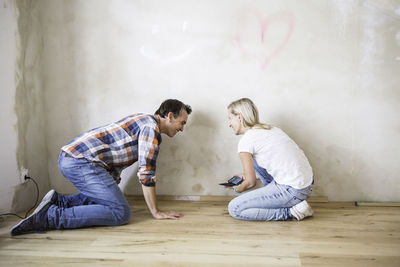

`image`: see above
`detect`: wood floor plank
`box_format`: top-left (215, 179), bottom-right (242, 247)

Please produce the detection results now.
top-left (1, 199), bottom-right (399, 266)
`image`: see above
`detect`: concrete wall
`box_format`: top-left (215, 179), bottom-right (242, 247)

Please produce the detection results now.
top-left (0, 0), bottom-right (49, 214)
top-left (14, 0), bottom-right (49, 212)
top-left (0, 0), bottom-right (20, 213)
top-left (3, 0), bottom-right (400, 209)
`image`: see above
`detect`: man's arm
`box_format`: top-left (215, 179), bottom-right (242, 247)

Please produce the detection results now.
top-left (138, 125), bottom-right (182, 219)
top-left (142, 185), bottom-right (182, 220)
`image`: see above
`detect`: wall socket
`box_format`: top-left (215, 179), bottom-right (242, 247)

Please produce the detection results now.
top-left (20, 167), bottom-right (29, 183)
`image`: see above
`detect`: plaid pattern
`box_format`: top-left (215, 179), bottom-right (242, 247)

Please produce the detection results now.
top-left (61, 114), bottom-right (162, 187)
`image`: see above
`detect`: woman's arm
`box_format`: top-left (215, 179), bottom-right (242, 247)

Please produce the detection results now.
top-left (234, 152), bottom-right (257, 193)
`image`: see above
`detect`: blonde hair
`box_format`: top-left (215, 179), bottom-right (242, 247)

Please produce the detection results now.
top-left (228, 98), bottom-right (272, 130)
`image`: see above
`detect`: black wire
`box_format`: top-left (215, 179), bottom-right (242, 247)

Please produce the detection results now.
top-left (0, 213), bottom-right (24, 219)
top-left (24, 176), bottom-right (39, 218)
top-left (0, 176), bottom-right (40, 220)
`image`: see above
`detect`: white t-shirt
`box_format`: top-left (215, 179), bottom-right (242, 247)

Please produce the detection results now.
top-left (238, 127), bottom-right (313, 189)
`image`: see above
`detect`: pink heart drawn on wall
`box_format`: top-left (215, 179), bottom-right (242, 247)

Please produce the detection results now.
top-left (235, 11), bottom-right (294, 70)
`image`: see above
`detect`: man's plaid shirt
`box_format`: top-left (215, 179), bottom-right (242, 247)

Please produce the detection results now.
top-left (61, 114), bottom-right (162, 187)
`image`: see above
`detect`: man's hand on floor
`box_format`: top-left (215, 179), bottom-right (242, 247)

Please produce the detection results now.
top-left (152, 210), bottom-right (182, 220)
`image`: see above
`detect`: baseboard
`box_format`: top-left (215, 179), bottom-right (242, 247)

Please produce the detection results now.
top-left (355, 202), bottom-right (400, 207)
top-left (126, 195), bottom-right (400, 207)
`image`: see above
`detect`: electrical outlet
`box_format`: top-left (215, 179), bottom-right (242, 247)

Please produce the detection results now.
top-left (20, 167), bottom-right (29, 183)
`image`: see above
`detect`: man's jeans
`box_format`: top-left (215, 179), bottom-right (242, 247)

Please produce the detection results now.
top-left (47, 152), bottom-right (130, 229)
top-left (228, 160), bottom-right (313, 221)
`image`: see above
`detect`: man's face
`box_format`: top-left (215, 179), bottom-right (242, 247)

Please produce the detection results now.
top-left (166, 109), bottom-right (188, 137)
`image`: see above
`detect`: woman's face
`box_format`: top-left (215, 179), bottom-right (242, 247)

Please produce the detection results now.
top-left (228, 109), bottom-right (242, 135)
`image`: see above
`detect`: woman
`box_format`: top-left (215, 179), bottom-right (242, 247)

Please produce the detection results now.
top-left (226, 98), bottom-right (314, 221)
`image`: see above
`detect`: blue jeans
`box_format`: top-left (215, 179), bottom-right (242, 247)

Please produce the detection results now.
top-left (228, 160), bottom-right (313, 221)
top-left (47, 152), bottom-right (131, 229)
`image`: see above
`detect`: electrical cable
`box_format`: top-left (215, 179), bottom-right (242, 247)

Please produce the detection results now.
top-left (0, 213), bottom-right (24, 220)
top-left (23, 176), bottom-right (39, 218)
top-left (0, 176), bottom-right (40, 220)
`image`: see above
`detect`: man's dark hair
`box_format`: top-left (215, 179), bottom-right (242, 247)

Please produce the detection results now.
top-left (155, 99), bottom-right (192, 118)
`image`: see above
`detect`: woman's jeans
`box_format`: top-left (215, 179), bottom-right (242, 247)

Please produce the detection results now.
top-left (228, 161), bottom-right (313, 221)
top-left (47, 152), bottom-right (131, 229)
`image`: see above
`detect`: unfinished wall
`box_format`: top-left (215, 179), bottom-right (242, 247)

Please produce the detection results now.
top-left (0, 0), bottom-right (49, 214)
top-left (0, 0), bottom-right (20, 213)
top-left (17, 0), bottom-right (400, 202)
top-left (13, 0), bottom-right (49, 212)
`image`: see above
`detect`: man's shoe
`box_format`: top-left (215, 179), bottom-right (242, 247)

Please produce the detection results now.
top-left (290, 200), bottom-right (314, 221)
top-left (32, 189), bottom-right (58, 214)
top-left (11, 201), bottom-right (51, 236)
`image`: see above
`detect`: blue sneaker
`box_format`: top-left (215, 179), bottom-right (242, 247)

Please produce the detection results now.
top-left (11, 199), bottom-right (52, 236)
top-left (32, 189), bottom-right (58, 214)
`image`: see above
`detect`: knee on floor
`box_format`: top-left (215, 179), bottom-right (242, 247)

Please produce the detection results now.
top-left (228, 200), bottom-right (240, 219)
top-left (113, 204), bottom-right (131, 225)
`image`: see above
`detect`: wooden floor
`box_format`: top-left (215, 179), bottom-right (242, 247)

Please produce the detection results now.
top-left (0, 198), bottom-right (399, 266)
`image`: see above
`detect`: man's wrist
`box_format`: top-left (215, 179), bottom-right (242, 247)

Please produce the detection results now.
top-left (151, 209), bottom-right (159, 215)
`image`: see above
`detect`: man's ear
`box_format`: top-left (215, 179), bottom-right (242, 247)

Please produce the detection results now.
top-left (167, 112), bottom-right (174, 121)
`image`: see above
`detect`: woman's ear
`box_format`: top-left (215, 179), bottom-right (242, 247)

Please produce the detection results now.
top-left (238, 113), bottom-right (243, 123)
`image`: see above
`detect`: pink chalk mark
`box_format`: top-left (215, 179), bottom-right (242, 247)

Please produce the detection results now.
top-left (260, 13), bottom-right (294, 69)
top-left (235, 11), bottom-right (295, 70)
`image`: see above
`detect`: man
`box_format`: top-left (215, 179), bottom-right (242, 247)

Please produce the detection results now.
top-left (11, 99), bottom-right (191, 235)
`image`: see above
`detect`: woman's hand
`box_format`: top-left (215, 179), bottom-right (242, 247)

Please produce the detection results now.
top-left (229, 152), bottom-right (257, 193)
top-left (223, 174), bottom-right (244, 188)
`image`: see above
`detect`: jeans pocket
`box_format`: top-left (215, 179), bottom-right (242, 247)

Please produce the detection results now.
top-left (61, 164), bottom-right (87, 188)
top-left (59, 157), bottom-right (97, 186)
top-left (286, 187), bottom-right (304, 201)
top-left (287, 185), bottom-right (312, 202)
